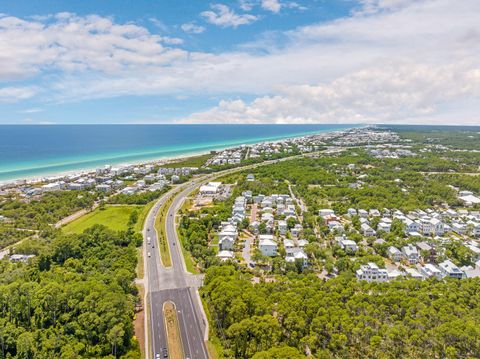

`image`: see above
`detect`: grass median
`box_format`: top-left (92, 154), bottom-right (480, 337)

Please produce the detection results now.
top-left (163, 301), bottom-right (184, 359)
top-left (154, 197), bottom-right (174, 267)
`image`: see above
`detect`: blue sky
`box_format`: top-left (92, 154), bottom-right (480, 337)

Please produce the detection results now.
top-left (0, 0), bottom-right (479, 125)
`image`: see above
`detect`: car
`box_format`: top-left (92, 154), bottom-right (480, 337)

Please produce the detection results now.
top-left (162, 347), bottom-right (168, 358)
top-left (155, 354), bottom-right (160, 359)
top-left (147, 228), bottom-right (150, 232)
top-left (172, 242), bottom-right (175, 246)
top-left (147, 252), bottom-right (151, 257)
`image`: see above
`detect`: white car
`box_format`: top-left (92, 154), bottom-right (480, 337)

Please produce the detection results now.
top-left (147, 252), bottom-right (151, 258)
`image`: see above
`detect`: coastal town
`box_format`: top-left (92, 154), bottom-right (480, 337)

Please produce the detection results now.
top-left (1, 125), bottom-right (480, 359)
top-left (2, 126), bottom-right (479, 282)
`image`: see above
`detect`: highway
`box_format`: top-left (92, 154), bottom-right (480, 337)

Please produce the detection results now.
top-left (143, 150), bottom-right (332, 358)
top-left (144, 180), bottom-right (209, 359)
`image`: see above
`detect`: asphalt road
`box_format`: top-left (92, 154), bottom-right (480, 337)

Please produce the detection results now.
top-left (144, 181), bottom-right (209, 359)
top-left (144, 150), bottom-right (333, 358)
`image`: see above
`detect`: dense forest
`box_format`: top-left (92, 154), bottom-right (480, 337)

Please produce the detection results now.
top-left (220, 149), bottom-right (477, 214)
top-left (202, 265), bottom-right (480, 359)
top-left (0, 225), bottom-right (141, 358)
top-left (0, 191), bottom-right (97, 230)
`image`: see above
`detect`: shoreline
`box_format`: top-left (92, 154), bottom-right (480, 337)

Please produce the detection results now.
top-left (0, 126), bottom-right (359, 186)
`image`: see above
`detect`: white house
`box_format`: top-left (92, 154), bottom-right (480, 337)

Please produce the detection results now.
top-left (285, 248), bottom-right (308, 268)
top-left (438, 260), bottom-right (465, 279)
top-left (388, 246), bottom-right (402, 262)
top-left (419, 263), bottom-right (442, 279)
top-left (217, 250), bottom-right (235, 261)
top-left (361, 223), bottom-right (376, 237)
top-left (338, 238), bottom-right (358, 252)
top-left (258, 235), bottom-right (277, 257)
top-left (430, 218), bottom-right (445, 236)
top-left (356, 262), bottom-right (388, 282)
top-left (277, 220), bottom-right (288, 235)
top-left (402, 244), bottom-right (420, 264)
top-left (405, 267), bottom-right (423, 279)
top-left (452, 222), bottom-right (467, 235)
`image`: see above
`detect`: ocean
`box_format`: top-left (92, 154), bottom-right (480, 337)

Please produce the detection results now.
top-left (0, 124), bottom-right (356, 182)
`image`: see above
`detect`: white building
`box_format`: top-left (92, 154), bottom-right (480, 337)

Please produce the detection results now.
top-left (258, 235), bottom-right (277, 257)
top-left (438, 260), bottom-right (465, 279)
top-left (356, 262), bottom-right (388, 282)
top-left (199, 182), bottom-right (222, 194)
top-left (402, 244), bottom-right (420, 264)
top-left (420, 263), bottom-right (442, 279)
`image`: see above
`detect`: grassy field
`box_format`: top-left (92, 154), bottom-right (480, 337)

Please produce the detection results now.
top-left (63, 205), bottom-right (143, 234)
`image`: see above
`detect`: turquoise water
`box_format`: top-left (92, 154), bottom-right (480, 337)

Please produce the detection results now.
top-left (0, 124), bottom-right (356, 181)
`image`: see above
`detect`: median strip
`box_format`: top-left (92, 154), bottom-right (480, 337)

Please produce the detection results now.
top-left (154, 197), bottom-right (173, 267)
top-left (163, 301), bottom-right (184, 359)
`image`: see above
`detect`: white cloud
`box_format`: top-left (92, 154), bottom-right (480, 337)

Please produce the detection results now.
top-left (1, 0), bottom-right (480, 124)
top-left (19, 107), bottom-right (44, 113)
top-left (182, 61), bottom-right (480, 124)
top-left (239, 0), bottom-right (255, 11)
top-left (0, 86), bottom-right (37, 103)
top-left (181, 22), bottom-right (206, 34)
top-left (261, 0), bottom-right (282, 13)
top-left (0, 12), bottom-right (186, 80)
top-left (201, 4), bottom-right (258, 28)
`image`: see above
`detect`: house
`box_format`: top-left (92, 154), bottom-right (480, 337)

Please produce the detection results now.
top-left (283, 239), bottom-right (295, 249)
top-left (403, 218), bottom-right (420, 233)
top-left (420, 263), bottom-right (442, 279)
top-left (469, 222), bottom-right (480, 237)
top-left (277, 220), bottom-right (288, 235)
top-left (402, 244), bottom-right (419, 264)
top-left (429, 218), bottom-right (444, 236)
top-left (361, 223), bottom-right (376, 237)
top-left (387, 269), bottom-right (405, 280)
top-left (291, 224), bottom-right (303, 238)
top-left (388, 246), bottom-right (402, 262)
top-left (356, 262), bottom-right (388, 282)
top-left (219, 236), bottom-right (235, 251)
top-left (358, 209), bottom-right (368, 218)
top-left (319, 209), bottom-right (335, 218)
top-left (466, 244), bottom-right (480, 261)
top-left (285, 247), bottom-right (308, 268)
top-left (246, 173), bottom-right (255, 182)
top-left (347, 208), bottom-right (357, 216)
top-left (338, 238), bottom-right (358, 252)
top-left (217, 250), bottom-right (235, 261)
top-left (438, 260), bottom-right (465, 279)
top-left (218, 225), bottom-right (237, 250)
top-left (452, 222), bottom-right (466, 235)
top-left (258, 236), bottom-right (278, 257)
top-left (405, 268), bottom-right (423, 279)
top-left (199, 182), bottom-right (222, 194)
top-left (377, 222), bottom-right (391, 233)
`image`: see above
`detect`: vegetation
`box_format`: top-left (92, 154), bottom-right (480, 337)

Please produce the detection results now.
top-left (0, 191), bottom-right (97, 230)
top-left (202, 266), bottom-right (480, 359)
top-left (108, 188), bottom-right (169, 205)
top-left (155, 199), bottom-right (173, 267)
top-left (164, 301), bottom-right (183, 359)
top-left (0, 225), bottom-right (142, 358)
top-left (161, 153), bottom-right (213, 168)
top-left (62, 205), bottom-right (143, 234)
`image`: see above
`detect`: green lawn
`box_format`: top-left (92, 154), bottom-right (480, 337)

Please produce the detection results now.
top-left (63, 205), bottom-right (142, 234)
